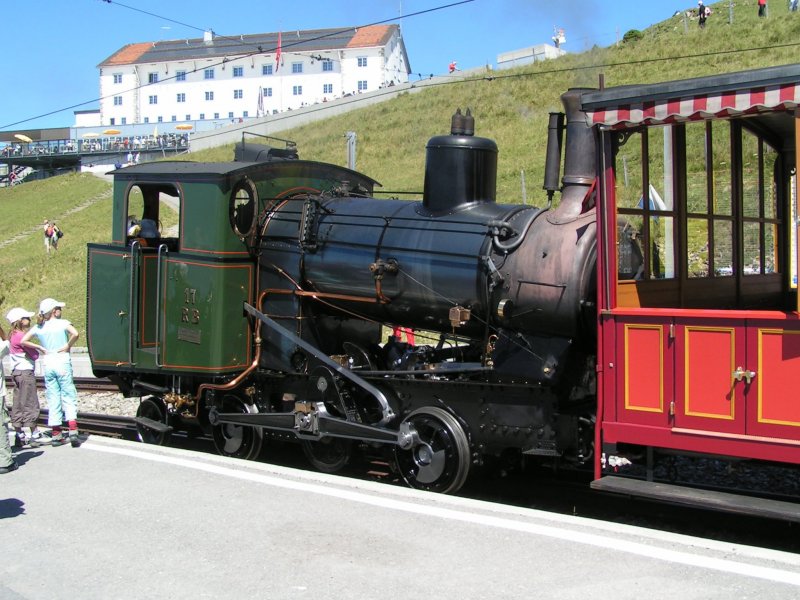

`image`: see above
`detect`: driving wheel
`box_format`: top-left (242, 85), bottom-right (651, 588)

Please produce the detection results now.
top-left (394, 406), bottom-right (470, 494)
top-left (302, 437), bottom-right (355, 474)
top-left (136, 397), bottom-right (171, 446)
top-left (212, 393), bottom-right (263, 460)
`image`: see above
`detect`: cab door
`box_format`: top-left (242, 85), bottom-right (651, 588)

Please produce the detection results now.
top-left (86, 243), bottom-right (137, 369)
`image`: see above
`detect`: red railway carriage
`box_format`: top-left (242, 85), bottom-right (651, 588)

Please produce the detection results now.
top-left (586, 64), bottom-right (800, 507)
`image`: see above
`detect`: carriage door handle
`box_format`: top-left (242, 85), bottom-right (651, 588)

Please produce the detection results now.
top-left (733, 367), bottom-right (756, 384)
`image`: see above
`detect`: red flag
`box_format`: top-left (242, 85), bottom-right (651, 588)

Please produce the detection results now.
top-left (275, 31), bottom-right (282, 72)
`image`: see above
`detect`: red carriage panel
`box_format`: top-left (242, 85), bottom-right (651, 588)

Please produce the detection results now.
top-left (611, 317), bottom-right (672, 428)
top-left (624, 324), bottom-right (664, 413)
top-left (684, 326), bottom-right (736, 420)
top-left (747, 326), bottom-right (800, 441)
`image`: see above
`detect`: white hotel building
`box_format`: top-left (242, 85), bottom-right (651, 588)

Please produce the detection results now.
top-left (97, 25), bottom-right (410, 128)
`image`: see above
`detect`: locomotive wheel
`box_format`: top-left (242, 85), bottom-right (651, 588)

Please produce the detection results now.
top-left (212, 394), bottom-right (264, 460)
top-left (301, 437), bottom-right (354, 474)
top-left (394, 406), bottom-right (471, 494)
top-left (136, 397), bottom-right (171, 446)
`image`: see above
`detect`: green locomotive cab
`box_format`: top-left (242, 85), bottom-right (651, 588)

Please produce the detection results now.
top-left (87, 152), bottom-right (378, 393)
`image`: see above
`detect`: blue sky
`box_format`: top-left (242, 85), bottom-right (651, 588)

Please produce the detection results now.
top-left (1, 0), bottom-right (682, 131)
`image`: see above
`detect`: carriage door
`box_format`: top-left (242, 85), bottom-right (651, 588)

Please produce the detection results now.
top-left (672, 317), bottom-right (747, 435)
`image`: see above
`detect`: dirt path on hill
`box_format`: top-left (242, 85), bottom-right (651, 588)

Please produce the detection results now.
top-left (0, 188), bottom-right (113, 251)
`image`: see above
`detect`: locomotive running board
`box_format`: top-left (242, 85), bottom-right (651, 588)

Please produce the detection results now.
top-left (591, 476), bottom-right (800, 523)
top-left (243, 301), bottom-right (395, 425)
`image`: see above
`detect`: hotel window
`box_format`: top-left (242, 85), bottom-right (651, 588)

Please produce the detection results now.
top-left (199, 113), bottom-right (205, 120)
top-left (262, 64), bottom-right (273, 75)
top-left (157, 116), bottom-right (163, 123)
top-left (185, 114), bottom-right (191, 121)
top-left (113, 96), bottom-right (123, 106)
top-left (176, 70), bottom-right (186, 81)
top-left (148, 73), bottom-right (158, 84)
top-left (292, 62), bottom-right (303, 74)
top-left (243, 111), bottom-right (249, 117)
top-left (357, 56), bottom-right (367, 67)
top-left (323, 84), bottom-right (333, 94)
top-left (293, 85), bottom-right (303, 96)
top-left (234, 89), bottom-right (243, 99)
top-left (357, 80), bottom-right (368, 91)
top-left (171, 115), bottom-right (177, 122)
top-left (263, 87), bottom-right (272, 97)
top-left (204, 68), bottom-right (215, 80)
top-left (121, 117), bottom-right (127, 125)
top-left (228, 112), bottom-right (234, 118)
top-left (177, 93), bottom-right (186, 103)
top-left (214, 113), bottom-right (219, 119)
top-left (233, 66), bottom-right (244, 77)
top-left (149, 95), bottom-right (158, 105)
top-left (113, 73), bottom-right (122, 84)
top-left (322, 60), bottom-right (333, 72)
top-left (144, 117), bottom-right (150, 123)
top-left (205, 91), bottom-right (214, 101)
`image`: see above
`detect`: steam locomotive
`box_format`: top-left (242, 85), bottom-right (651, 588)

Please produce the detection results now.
top-left (86, 89), bottom-right (609, 494)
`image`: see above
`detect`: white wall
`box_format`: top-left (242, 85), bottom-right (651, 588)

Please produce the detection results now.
top-left (99, 34), bottom-right (409, 128)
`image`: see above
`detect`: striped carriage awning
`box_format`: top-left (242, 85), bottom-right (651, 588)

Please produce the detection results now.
top-left (581, 64), bottom-right (800, 129)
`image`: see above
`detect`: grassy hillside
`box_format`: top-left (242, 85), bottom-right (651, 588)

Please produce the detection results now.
top-left (1, 0), bottom-right (798, 336)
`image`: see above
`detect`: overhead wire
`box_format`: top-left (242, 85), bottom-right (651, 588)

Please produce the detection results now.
top-left (5, 1), bottom-right (800, 130)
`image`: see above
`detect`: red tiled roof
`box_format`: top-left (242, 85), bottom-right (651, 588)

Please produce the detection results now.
top-left (347, 25), bottom-right (392, 48)
top-left (103, 43), bottom-right (152, 66)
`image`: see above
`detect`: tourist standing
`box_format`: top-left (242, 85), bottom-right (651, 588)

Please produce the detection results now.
top-left (6, 307), bottom-right (48, 447)
top-left (0, 322), bottom-right (18, 473)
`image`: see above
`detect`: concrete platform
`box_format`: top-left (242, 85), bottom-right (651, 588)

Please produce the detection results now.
top-left (3, 436), bottom-right (800, 599)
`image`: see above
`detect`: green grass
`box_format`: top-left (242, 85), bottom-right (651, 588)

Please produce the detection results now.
top-left (1, 0), bottom-right (798, 336)
top-left (0, 173), bottom-right (111, 335)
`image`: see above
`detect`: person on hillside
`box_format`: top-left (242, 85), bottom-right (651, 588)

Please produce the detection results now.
top-left (21, 298), bottom-right (80, 447)
top-left (6, 307), bottom-right (48, 448)
top-left (758, 0), bottom-right (767, 17)
top-left (43, 219), bottom-right (54, 254)
top-left (50, 222), bottom-right (62, 252)
top-left (698, 0), bottom-right (710, 27)
top-left (790, 0), bottom-right (798, 12)
top-left (0, 322), bottom-right (19, 474)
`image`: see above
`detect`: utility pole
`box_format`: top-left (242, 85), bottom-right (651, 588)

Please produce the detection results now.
top-left (346, 131), bottom-right (357, 170)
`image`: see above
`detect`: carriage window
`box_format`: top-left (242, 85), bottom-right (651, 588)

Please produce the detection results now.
top-left (126, 183), bottom-right (181, 248)
top-left (685, 121), bottom-right (735, 278)
top-left (741, 129), bottom-right (779, 275)
top-left (615, 126), bottom-right (676, 280)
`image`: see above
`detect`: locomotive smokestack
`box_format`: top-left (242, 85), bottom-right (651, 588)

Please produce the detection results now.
top-left (543, 112), bottom-right (565, 203)
top-left (549, 88), bottom-right (596, 222)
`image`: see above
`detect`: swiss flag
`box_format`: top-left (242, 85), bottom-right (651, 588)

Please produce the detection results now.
top-left (275, 31), bottom-right (282, 72)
